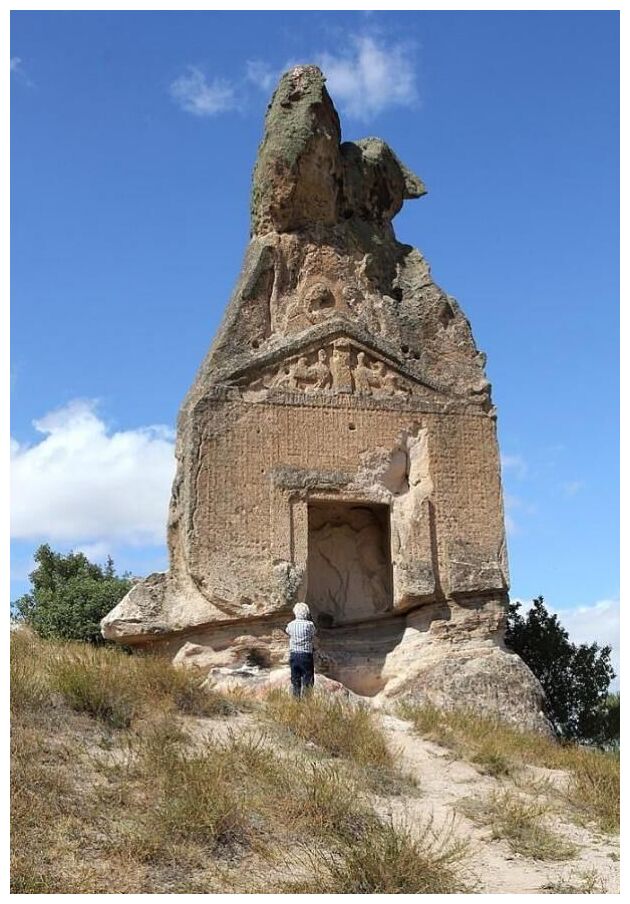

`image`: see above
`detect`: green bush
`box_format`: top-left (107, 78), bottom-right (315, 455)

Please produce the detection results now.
top-left (13, 544), bottom-right (132, 644)
top-left (505, 596), bottom-right (616, 745)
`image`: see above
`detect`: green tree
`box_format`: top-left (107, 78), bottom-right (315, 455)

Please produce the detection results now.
top-left (505, 596), bottom-right (617, 745)
top-left (595, 692), bottom-right (620, 750)
top-left (13, 544), bottom-right (132, 644)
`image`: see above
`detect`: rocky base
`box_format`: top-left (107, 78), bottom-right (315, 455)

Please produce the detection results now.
top-left (201, 665), bottom-right (358, 701)
top-left (105, 580), bottom-right (550, 734)
top-left (169, 628), bottom-right (550, 735)
top-left (378, 644), bottom-right (552, 734)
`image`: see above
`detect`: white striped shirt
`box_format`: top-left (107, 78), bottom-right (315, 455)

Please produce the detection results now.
top-left (285, 617), bottom-right (316, 653)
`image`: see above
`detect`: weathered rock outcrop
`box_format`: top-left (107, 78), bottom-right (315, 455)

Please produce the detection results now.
top-left (102, 65), bottom-right (549, 732)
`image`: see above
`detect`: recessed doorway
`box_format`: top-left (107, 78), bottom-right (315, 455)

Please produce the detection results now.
top-left (306, 500), bottom-right (393, 627)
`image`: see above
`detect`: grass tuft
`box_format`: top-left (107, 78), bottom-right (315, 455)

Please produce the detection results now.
top-left (278, 761), bottom-right (374, 841)
top-left (264, 689), bottom-right (419, 796)
top-left (400, 701), bottom-right (619, 833)
top-left (541, 868), bottom-right (607, 894)
top-left (42, 642), bottom-right (242, 728)
top-left (569, 751), bottom-right (619, 834)
top-left (264, 689), bottom-right (393, 774)
top-left (280, 815), bottom-right (473, 894)
top-left (50, 649), bottom-right (137, 728)
top-left (148, 749), bottom-right (248, 849)
top-left (460, 790), bottom-right (578, 861)
top-left (10, 629), bottom-right (53, 712)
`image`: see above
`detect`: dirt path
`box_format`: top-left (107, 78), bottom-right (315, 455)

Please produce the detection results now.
top-left (181, 708), bottom-right (619, 894)
top-left (376, 715), bottom-right (620, 894)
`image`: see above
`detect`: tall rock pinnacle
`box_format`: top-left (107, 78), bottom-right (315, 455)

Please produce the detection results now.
top-left (101, 66), bottom-right (550, 735)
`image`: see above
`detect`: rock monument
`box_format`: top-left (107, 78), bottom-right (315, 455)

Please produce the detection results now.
top-left (102, 66), bottom-right (548, 730)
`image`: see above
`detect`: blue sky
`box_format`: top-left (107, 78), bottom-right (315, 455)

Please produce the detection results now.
top-left (10, 11), bottom-right (619, 674)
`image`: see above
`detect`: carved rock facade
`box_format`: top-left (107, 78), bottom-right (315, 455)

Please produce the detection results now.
top-left (102, 66), bottom-right (549, 732)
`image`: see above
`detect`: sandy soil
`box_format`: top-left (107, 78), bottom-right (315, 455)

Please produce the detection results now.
top-left (374, 714), bottom-right (620, 894)
top-left (191, 708), bottom-right (619, 894)
top-left (161, 704), bottom-right (621, 895)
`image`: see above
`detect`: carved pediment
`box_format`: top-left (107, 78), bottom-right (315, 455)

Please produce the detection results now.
top-left (232, 335), bottom-right (447, 402)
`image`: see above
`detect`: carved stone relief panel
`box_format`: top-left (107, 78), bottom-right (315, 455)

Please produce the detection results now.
top-left (243, 339), bottom-right (417, 400)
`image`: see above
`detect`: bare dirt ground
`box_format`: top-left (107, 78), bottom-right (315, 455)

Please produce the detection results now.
top-left (376, 714), bottom-right (618, 894)
top-left (187, 709), bottom-right (620, 895)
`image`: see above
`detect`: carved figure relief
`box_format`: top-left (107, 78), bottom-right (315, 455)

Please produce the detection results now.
top-left (304, 282), bottom-right (336, 313)
top-left (245, 340), bottom-right (416, 400)
top-left (353, 351), bottom-right (375, 394)
top-left (283, 277), bottom-right (345, 334)
top-left (373, 361), bottom-right (410, 399)
top-left (311, 348), bottom-right (332, 389)
top-left (331, 341), bottom-right (354, 392)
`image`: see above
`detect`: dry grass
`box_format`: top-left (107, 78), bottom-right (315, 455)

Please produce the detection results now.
top-left (10, 628), bottom-right (54, 711)
top-left (569, 750), bottom-right (619, 834)
top-left (12, 632), bottom-right (449, 893)
top-left (265, 688), bottom-right (391, 765)
top-left (11, 628), bottom-right (239, 728)
top-left (400, 702), bottom-right (619, 833)
top-left (541, 868), bottom-right (608, 894)
top-left (11, 718), bottom-right (83, 892)
top-left (10, 632), bottom-right (253, 892)
top-left (25, 633), bottom-right (617, 892)
top-left (460, 790), bottom-right (577, 861)
top-left (275, 761), bottom-right (375, 841)
top-left (50, 645), bottom-right (239, 726)
top-left (118, 726), bottom-right (373, 858)
top-left (278, 816), bottom-right (474, 894)
top-left (263, 688), bottom-right (416, 795)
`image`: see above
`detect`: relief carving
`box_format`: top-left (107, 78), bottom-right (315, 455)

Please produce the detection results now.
top-left (354, 351), bottom-right (376, 394)
top-left (311, 348), bottom-right (332, 389)
top-left (283, 277), bottom-right (345, 334)
top-left (372, 361), bottom-right (410, 399)
top-left (304, 282), bottom-right (336, 312)
top-left (251, 341), bottom-right (415, 399)
top-left (331, 341), bottom-right (354, 392)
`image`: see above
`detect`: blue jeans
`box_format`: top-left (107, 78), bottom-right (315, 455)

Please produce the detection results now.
top-left (290, 652), bottom-right (314, 698)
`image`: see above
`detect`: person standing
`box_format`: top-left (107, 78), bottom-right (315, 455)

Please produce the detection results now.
top-left (285, 602), bottom-right (316, 698)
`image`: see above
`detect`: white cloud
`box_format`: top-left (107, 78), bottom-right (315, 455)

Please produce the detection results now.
top-left (169, 66), bottom-right (238, 117)
top-left (315, 34), bottom-right (418, 121)
top-left (11, 56), bottom-right (34, 87)
top-left (11, 400), bottom-right (175, 547)
top-left (556, 599), bottom-right (619, 669)
top-left (171, 33), bottom-right (418, 124)
top-left (245, 59), bottom-right (277, 94)
top-left (246, 33), bottom-right (418, 123)
top-left (74, 541), bottom-right (113, 562)
top-left (560, 599), bottom-right (620, 690)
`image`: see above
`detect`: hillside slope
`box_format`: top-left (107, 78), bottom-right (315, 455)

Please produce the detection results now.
top-left (11, 631), bottom-right (619, 894)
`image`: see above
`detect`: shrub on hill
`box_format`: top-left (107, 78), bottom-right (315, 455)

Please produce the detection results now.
top-left (12, 544), bottom-right (131, 644)
top-left (505, 596), bottom-right (617, 747)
